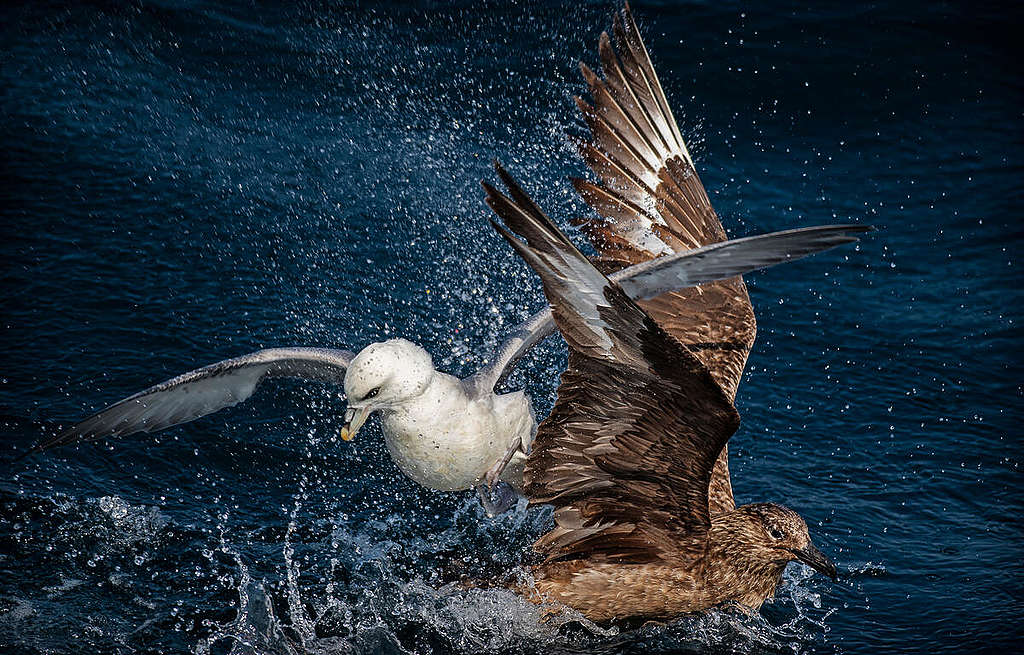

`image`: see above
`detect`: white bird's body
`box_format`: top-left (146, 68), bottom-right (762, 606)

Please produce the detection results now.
top-left (339, 338), bottom-right (532, 494)
top-left (379, 371), bottom-right (533, 491)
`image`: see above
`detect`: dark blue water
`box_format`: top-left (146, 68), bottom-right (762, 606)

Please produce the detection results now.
top-left (1, 1), bottom-right (1021, 653)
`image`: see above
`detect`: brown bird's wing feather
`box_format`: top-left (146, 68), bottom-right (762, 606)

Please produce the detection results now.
top-left (483, 164), bottom-right (740, 565)
top-left (572, 4), bottom-right (751, 513)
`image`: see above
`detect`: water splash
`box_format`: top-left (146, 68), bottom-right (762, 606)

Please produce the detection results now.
top-left (192, 473), bottom-right (836, 655)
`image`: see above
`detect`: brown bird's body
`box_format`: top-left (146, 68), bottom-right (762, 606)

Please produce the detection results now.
top-left (481, 3), bottom-right (855, 622)
top-left (527, 505), bottom-right (835, 622)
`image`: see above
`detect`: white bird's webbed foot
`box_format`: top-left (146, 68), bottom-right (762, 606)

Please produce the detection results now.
top-left (476, 482), bottom-right (519, 517)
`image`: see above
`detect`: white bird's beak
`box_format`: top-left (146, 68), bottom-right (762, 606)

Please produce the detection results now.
top-left (340, 405), bottom-right (372, 441)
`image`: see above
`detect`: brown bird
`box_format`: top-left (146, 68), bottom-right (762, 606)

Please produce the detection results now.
top-left (484, 162), bottom-right (841, 621)
top-left (478, 4), bottom-right (854, 622)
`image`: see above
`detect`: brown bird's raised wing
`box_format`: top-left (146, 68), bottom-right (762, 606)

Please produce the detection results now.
top-left (572, 4), bottom-right (753, 513)
top-left (484, 164), bottom-right (740, 565)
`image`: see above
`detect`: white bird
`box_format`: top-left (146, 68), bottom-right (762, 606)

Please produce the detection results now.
top-left (27, 220), bottom-right (865, 514)
top-left (339, 338), bottom-right (535, 495)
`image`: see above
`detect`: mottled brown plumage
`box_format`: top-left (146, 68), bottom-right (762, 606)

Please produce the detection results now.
top-left (484, 162), bottom-right (839, 622)
top-left (571, 4), bottom-right (757, 516)
top-left (526, 504), bottom-right (835, 622)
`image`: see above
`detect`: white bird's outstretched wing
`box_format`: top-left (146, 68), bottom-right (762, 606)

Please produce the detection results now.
top-left (613, 224), bottom-right (870, 300)
top-left (30, 347), bottom-right (354, 455)
top-left (469, 222), bottom-right (869, 394)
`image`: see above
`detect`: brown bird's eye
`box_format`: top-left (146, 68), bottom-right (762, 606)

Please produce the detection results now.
top-left (768, 527), bottom-right (784, 540)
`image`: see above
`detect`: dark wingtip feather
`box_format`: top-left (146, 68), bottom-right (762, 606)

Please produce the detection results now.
top-left (828, 223), bottom-right (874, 235)
top-left (494, 162), bottom-right (518, 193)
top-left (486, 215), bottom-right (515, 244)
top-left (579, 61), bottom-right (599, 87)
top-left (482, 180), bottom-right (532, 242)
top-left (612, 7), bottom-right (627, 46)
top-left (486, 214), bottom-right (552, 282)
top-left (836, 224), bottom-right (872, 233)
top-left (574, 95), bottom-right (595, 117)
top-left (569, 176), bottom-right (588, 194)
top-left (16, 425), bottom-right (77, 461)
top-left (13, 443), bottom-right (43, 462)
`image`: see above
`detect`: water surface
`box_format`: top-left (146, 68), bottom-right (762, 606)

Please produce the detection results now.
top-left (1, 1), bottom-right (1021, 653)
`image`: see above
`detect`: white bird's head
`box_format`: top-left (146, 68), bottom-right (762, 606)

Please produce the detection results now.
top-left (340, 339), bottom-right (434, 441)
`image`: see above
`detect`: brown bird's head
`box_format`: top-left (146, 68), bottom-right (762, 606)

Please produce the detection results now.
top-left (731, 503), bottom-right (838, 581)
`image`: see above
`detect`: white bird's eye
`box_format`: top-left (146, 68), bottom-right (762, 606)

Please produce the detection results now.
top-left (363, 386), bottom-right (381, 401)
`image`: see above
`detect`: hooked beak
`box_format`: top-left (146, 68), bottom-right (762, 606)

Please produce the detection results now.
top-left (340, 405), bottom-right (373, 441)
top-left (791, 543), bottom-right (838, 582)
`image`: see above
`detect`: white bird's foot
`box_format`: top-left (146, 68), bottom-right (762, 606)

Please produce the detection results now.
top-left (476, 482), bottom-right (518, 517)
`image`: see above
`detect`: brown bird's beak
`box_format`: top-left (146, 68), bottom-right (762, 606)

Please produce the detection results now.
top-left (791, 544), bottom-right (838, 581)
top-left (340, 405), bottom-right (372, 441)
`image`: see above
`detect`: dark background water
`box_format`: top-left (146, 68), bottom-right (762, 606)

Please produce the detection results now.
top-left (1, 1), bottom-right (1021, 653)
